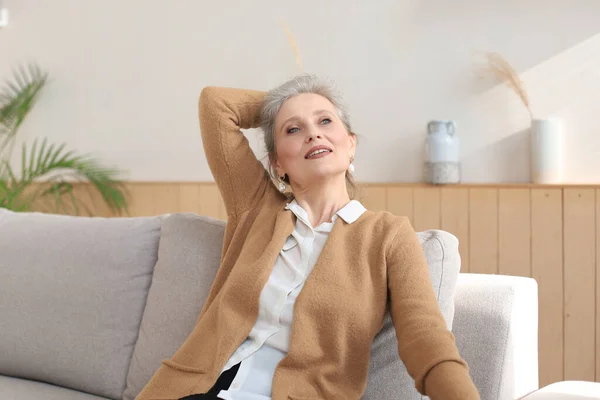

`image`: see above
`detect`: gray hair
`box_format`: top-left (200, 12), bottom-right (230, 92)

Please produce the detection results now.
top-left (259, 74), bottom-right (358, 198)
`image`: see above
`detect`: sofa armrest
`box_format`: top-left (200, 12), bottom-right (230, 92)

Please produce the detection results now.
top-left (518, 381), bottom-right (600, 399)
top-left (452, 273), bottom-right (539, 400)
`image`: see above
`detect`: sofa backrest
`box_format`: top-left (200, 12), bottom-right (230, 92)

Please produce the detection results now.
top-left (0, 209), bottom-right (165, 400)
top-left (0, 209), bottom-right (461, 400)
top-left (124, 213), bottom-right (461, 400)
top-left (123, 213), bottom-right (226, 400)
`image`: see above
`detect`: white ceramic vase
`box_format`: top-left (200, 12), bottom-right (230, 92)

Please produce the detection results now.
top-left (424, 120), bottom-right (461, 184)
top-left (530, 118), bottom-right (563, 184)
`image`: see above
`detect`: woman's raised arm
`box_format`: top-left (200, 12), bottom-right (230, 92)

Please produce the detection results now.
top-left (198, 86), bottom-right (272, 217)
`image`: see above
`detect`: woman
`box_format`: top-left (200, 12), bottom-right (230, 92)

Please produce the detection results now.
top-left (137, 75), bottom-right (479, 400)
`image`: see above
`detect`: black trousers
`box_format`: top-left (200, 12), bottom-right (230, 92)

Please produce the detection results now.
top-left (179, 363), bottom-right (241, 400)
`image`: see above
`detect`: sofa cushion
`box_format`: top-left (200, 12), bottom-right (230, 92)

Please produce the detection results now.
top-left (0, 375), bottom-right (110, 400)
top-left (123, 214), bottom-right (227, 400)
top-left (0, 209), bottom-right (164, 400)
top-left (124, 213), bottom-right (461, 400)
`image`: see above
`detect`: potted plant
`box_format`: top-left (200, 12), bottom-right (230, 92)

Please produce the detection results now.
top-left (0, 63), bottom-right (129, 215)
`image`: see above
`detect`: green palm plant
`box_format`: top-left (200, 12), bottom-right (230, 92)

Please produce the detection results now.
top-left (0, 63), bottom-right (129, 215)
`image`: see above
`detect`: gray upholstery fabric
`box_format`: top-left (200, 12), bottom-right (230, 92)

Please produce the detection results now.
top-left (123, 214), bottom-right (460, 400)
top-left (0, 209), bottom-right (164, 400)
top-left (123, 214), bottom-right (226, 400)
top-left (454, 278), bottom-right (512, 400)
top-left (0, 375), bottom-right (110, 400)
top-left (362, 230), bottom-right (461, 400)
top-left (453, 274), bottom-right (539, 400)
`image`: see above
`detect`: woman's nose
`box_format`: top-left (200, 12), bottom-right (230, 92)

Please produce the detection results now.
top-left (305, 130), bottom-right (322, 142)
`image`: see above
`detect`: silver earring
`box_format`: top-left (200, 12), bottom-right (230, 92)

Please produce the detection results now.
top-left (278, 177), bottom-right (286, 192)
top-left (348, 163), bottom-right (355, 173)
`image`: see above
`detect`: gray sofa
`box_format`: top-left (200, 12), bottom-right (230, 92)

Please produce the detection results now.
top-left (0, 209), bottom-right (539, 400)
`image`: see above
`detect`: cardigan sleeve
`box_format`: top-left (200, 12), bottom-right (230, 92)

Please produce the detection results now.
top-left (386, 218), bottom-right (480, 400)
top-left (198, 86), bottom-right (272, 217)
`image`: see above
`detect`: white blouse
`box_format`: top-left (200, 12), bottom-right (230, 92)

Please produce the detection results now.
top-left (216, 199), bottom-right (367, 400)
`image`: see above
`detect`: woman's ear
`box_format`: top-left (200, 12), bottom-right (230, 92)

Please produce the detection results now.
top-left (270, 156), bottom-right (285, 178)
top-left (348, 133), bottom-right (357, 158)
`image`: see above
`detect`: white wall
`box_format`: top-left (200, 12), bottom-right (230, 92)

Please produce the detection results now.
top-left (1, 0), bottom-right (600, 183)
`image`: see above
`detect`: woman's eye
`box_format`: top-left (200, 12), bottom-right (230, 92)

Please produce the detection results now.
top-left (287, 127), bottom-right (299, 134)
top-left (320, 118), bottom-right (332, 125)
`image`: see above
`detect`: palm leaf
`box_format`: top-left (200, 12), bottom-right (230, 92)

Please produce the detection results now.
top-left (37, 181), bottom-right (81, 215)
top-left (0, 179), bottom-right (9, 208)
top-left (0, 64), bottom-right (129, 216)
top-left (2, 138), bottom-right (129, 215)
top-left (0, 161), bottom-right (28, 210)
top-left (0, 63), bottom-right (47, 133)
top-left (0, 63), bottom-right (48, 178)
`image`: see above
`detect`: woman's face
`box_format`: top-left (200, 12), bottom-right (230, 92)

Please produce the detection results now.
top-left (272, 93), bottom-right (356, 187)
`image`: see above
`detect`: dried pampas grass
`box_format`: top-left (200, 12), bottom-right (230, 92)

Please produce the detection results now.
top-left (280, 19), bottom-right (303, 73)
top-left (484, 52), bottom-right (533, 120)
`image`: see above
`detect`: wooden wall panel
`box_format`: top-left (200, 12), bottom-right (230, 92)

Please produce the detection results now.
top-left (178, 183), bottom-right (204, 215)
top-left (27, 182), bottom-right (115, 216)
top-left (531, 188), bottom-right (564, 387)
top-left (441, 188), bottom-right (470, 273)
top-left (386, 187), bottom-right (413, 223)
top-left (127, 183), bottom-right (158, 217)
top-left (597, 189), bottom-right (600, 383)
top-left (469, 188), bottom-right (498, 275)
top-left (498, 189), bottom-right (531, 277)
top-left (413, 187), bottom-right (441, 231)
top-left (71, 183), bottom-right (113, 217)
top-left (563, 188), bottom-right (596, 382)
top-left (199, 183), bottom-right (226, 220)
top-left (179, 183), bottom-right (227, 220)
top-left (360, 185), bottom-right (387, 212)
top-left (152, 183), bottom-right (181, 215)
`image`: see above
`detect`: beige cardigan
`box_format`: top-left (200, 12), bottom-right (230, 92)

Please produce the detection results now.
top-left (136, 87), bottom-right (479, 400)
